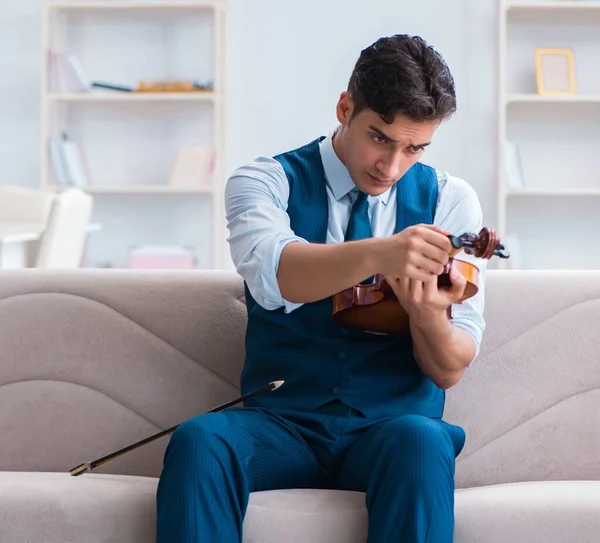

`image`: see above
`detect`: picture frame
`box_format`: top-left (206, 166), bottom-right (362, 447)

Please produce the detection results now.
top-left (534, 48), bottom-right (576, 96)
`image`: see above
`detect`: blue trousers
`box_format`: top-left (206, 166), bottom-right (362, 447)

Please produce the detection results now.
top-left (155, 405), bottom-right (465, 543)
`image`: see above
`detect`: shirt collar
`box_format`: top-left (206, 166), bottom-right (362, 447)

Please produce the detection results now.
top-left (319, 127), bottom-right (393, 205)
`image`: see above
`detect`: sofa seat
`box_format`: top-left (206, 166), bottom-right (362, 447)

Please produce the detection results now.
top-left (2, 473), bottom-right (600, 543)
top-left (0, 472), bottom-right (157, 542)
top-left (454, 480), bottom-right (600, 543)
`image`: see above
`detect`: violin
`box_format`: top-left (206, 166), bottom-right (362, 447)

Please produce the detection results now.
top-left (331, 227), bottom-right (510, 335)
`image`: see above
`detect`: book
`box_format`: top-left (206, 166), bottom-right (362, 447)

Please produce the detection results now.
top-left (169, 146), bottom-right (215, 188)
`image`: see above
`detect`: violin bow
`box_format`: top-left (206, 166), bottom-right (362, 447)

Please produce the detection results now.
top-left (69, 380), bottom-right (285, 476)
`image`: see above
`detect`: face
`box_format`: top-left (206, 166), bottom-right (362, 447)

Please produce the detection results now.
top-left (334, 91), bottom-right (440, 196)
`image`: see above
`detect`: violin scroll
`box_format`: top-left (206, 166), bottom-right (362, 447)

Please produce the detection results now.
top-left (448, 227), bottom-right (510, 260)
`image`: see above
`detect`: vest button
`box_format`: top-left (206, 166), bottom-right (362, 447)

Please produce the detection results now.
top-left (332, 387), bottom-right (341, 395)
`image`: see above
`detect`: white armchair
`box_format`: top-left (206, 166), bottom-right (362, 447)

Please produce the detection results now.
top-left (0, 185), bottom-right (55, 224)
top-left (35, 188), bottom-right (94, 268)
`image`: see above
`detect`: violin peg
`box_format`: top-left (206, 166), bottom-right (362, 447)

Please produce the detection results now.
top-left (448, 235), bottom-right (463, 249)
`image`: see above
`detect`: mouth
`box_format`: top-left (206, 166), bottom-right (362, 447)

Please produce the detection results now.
top-left (367, 173), bottom-right (394, 186)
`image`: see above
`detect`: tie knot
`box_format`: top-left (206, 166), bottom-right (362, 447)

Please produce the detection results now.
top-left (355, 191), bottom-right (368, 204)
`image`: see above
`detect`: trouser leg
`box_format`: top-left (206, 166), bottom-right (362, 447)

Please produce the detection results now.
top-left (335, 414), bottom-right (465, 543)
top-left (156, 407), bottom-right (325, 543)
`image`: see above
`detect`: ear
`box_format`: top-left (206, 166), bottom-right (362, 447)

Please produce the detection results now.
top-left (335, 91), bottom-right (353, 125)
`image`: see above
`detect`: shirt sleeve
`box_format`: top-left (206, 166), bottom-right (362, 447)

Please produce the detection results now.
top-left (433, 171), bottom-right (487, 363)
top-left (224, 156), bottom-right (308, 313)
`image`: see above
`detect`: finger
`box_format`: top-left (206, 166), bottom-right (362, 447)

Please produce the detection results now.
top-left (385, 275), bottom-right (400, 292)
top-left (419, 242), bottom-right (450, 267)
top-left (415, 229), bottom-right (452, 262)
top-left (423, 274), bottom-right (438, 294)
top-left (448, 266), bottom-right (467, 298)
top-left (388, 276), bottom-right (411, 304)
top-left (421, 224), bottom-right (452, 237)
top-left (413, 254), bottom-right (446, 276)
top-left (419, 224), bottom-right (452, 243)
top-left (421, 276), bottom-right (438, 305)
top-left (406, 264), bottom-right (434, 283)
top-left (438, 266), bottom-right (467, 303)
top-left (384, 275), bottom-right (404, 296)
top-left (397, 276), bottom-right (410, 296)
top-left (408, 278), bottom-right (423, 304)
top-left (409, 278), bottom-right (423, 295)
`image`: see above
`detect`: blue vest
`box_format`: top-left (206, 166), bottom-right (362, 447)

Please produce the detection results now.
top-left (241, 137), bottom-right (443, 419)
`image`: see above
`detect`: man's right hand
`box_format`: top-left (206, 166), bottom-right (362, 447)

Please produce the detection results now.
top-left (376, 224), bottom-right (453, 282)
top-left (276, 224), bottom-right (454, 305)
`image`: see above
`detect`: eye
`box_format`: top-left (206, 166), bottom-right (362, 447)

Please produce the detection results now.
top-left (370, 134), bottom-right (387, 144)
top-left (408, 146), bottom-right (425, 154)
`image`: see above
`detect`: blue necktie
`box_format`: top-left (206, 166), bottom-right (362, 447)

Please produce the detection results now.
top-left (345, 191), bottom-right (372, 241)
top-left (345, 191), bottom-right (374, 284)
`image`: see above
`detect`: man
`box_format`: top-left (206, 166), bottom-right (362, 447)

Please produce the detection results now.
top-left (156, 34), bottom-right (486, 543)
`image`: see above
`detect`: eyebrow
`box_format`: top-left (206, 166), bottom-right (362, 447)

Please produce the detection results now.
top-left (368, 125), bottom-right (431, 148)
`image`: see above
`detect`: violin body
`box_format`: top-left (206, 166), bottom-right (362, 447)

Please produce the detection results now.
top-left (332, 259), bottom-right (479, 335)
top-left (331, 227), bottom-right (508, 335)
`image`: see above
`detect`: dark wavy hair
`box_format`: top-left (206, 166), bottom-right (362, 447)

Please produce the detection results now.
top-left (347, 34), bottom-right (457, 124)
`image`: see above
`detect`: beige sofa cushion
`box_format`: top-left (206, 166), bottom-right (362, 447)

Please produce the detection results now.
top-left (1, 269), bottom-right (599, 488)
top-left (454, 481), bottom-right (600, 543)
top-left (2, 474), bottom-right (600, 543)
top-left (0, 472), bottom-right (157, 542)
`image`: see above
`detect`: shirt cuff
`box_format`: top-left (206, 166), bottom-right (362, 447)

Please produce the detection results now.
top-left (450, 317), bottom-right (484, 364)
top-left (255, 236), bottom-right (308, 313)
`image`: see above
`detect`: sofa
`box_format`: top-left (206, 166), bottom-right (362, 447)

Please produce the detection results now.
top-left (0, 268), bottom-right (599, 542)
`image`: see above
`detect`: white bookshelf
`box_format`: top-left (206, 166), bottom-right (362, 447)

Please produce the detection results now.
top-left (498, 0), bottom-right (600, 270)
top-left (508, 188), bottom-right (600, 196)
top-left (47, 92), bottom-right (218, 102)
top-left (507, 1), bottom-right (600, 11)
top-left (41, 0), bottom-right (227, 270)
top-left (507, 93), bottom-right (600, 103)
top-left (48, 1), bottom-right (218, 8)
top-left (85, 185), bottom-right (216, 194)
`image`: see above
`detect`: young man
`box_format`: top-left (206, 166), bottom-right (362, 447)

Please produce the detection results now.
top-left (156, 34), bottom-right (486, 543)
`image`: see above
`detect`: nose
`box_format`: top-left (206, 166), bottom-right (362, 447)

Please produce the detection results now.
top-left (376, 150), bottom-right (405, 180)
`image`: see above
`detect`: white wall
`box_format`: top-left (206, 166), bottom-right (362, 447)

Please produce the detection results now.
top-left (225, 0), bottom-right (499, 227)
top-left (0, 2), bottom-right (42, 190)
top-left (0, 0), bottom-right (499, 268)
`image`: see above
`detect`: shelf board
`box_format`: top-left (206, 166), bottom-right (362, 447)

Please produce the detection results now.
top-left (507, 94), bottom-right (600, 103)
top-left (46, 0), bottom-right (220, 9)
top-left (89, 185), bottom-right (215, 194)
top-left (47, 92), bottom-right (217, 102)
top-left (507, 1), bottom-right (600, 11)
top-left (508, 188), bottom-right (600, 196)
top-left (50, 185), bottom-right (215, 194)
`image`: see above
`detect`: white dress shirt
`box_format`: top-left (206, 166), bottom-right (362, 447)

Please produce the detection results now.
top-left (225, 128), bottom-right (487, 359)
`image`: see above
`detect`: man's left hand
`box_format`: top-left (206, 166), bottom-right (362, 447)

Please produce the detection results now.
top-left (385, 265), bottom-right (468, 327)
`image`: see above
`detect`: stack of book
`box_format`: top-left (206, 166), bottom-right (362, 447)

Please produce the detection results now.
top-left (50, 133), bottom-right (91, 188)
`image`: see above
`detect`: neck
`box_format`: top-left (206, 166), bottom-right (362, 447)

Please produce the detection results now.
top-left (331, 126), bottom-right (348, 168)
